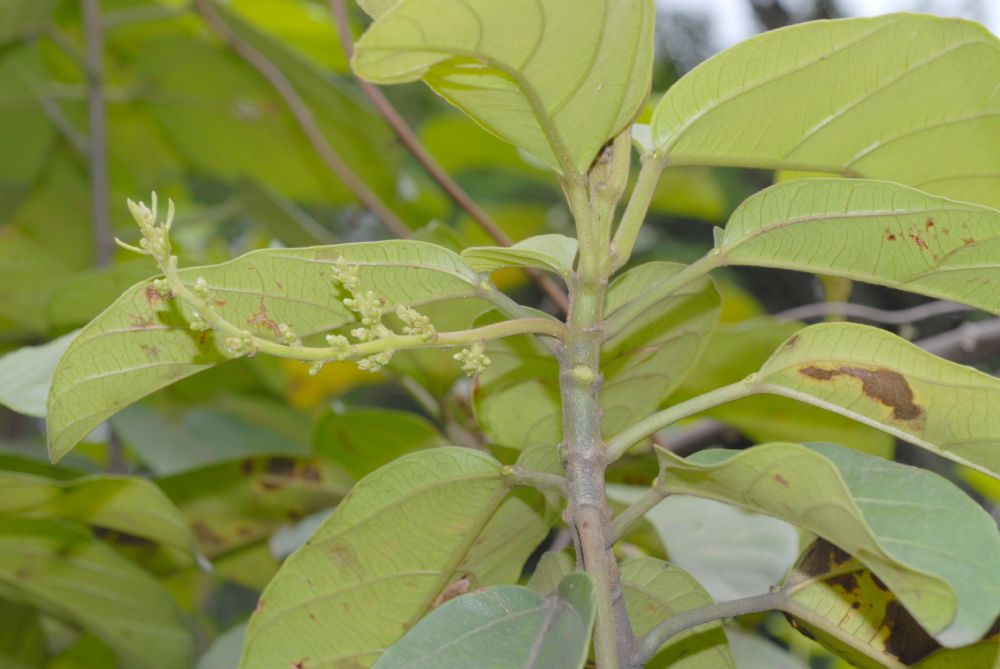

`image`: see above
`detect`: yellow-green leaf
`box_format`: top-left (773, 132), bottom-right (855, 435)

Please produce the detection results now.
top-left (47, 241), bottom-right (484, 461)
top-left (751, 322), bottom-right (1000, 478)
top-left (651, 14), bottom-right (1000, 208)
top-left (239, 448), bottom-right (547, 669)
top-left (656, 442), bottom-right (1000, 647)
top-left (462, 234), bottom-right (578, 278)
top-left (353, 0), bottom-right (654, 174)
top-left (717, 179), bottom-right (1000, 314)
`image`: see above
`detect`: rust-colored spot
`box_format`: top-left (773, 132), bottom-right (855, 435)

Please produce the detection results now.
top-left (291, 658), bottom-right (308, 669)
top-left (783, 334), bottom-right (800, 350)
top-left (774, 473), bottom-right (789, 487)
top-left (432, 577), bottom-right (471, 609)
top-left (885, 233), bottom-right (897, 241)
top-left (851, 601), bottom-right (861, 609)
top-left (964, 237), bottom-right (976, 245)
top-left (908, 231), bottom-right (929, 250)
top-left (798, 366), bottom-right (922, 421)
top-left (925, 217), bottom-right (935, 230)
top-left (247, 297), bottom-right (281, 338)
top-left (144, 285), bottom-right (163, 304)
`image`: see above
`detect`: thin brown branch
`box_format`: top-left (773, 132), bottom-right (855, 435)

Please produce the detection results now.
top-left (328, 0), bottom-right (570, 313)
top-left (83, 0), bottom-right (112, 266)
top-left (192, 0), bottom-right (411, 239)
top-left (776, 300), bottom-right (972, 325)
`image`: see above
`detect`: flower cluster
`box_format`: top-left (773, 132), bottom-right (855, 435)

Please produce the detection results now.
top-left (453, 342), bottom-right (491, 376)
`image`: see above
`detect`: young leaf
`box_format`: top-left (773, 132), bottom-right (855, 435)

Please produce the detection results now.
top-left (0, 472), bottom-right (196, 571)
top-left (621, 557), bottom-right (735, 669)
top-left (476, 262), bottom-right (719, 448)
top-left (651, 14), bottom-right (1000, 208)
top-left (352, 0), bottom-right (654, 174)
top-left (47, 240), bottom-right (484, 461)
top-left (462, 234), bottom-right (578, 278)
top-left (782, 539), bottom-right (940, 668)
top-left (239, 448), bottom-right (547, 669)
top-left (656, 441), bottom-right (1000, 647)
top-left (716, 179), bottom-right (1000, 314)
top-left (750, 321), bottom-right (1000, 478)
top-left (371, 573), bottom-right (596, 669)
top-left (0, 517), bottom-right (192, 669)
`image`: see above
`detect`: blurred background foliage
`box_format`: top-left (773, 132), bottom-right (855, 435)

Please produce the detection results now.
top-left (0, 1), bottom-right (997, 667)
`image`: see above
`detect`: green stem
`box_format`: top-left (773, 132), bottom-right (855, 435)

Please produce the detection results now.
top-left (609, 152), bottom-right (666, 273)
top-left (606, 486), bottom-right (668, 546)
top-left (500, 465), bottom-right (567, 496)
top-left (604, 383), bottom-right (753, 463)
top-left (634, 591), bottom-right (785, 665)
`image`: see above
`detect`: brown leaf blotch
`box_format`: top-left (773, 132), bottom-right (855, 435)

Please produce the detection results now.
top-left (797, 366), bottom-right (922, 421)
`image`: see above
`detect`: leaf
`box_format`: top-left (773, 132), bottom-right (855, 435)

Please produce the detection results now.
top-left (651, 14), bottom-right (1000, 208)
top-left (782, 538), bottom-right (941, 668)
top-left (353, 0), bottom-right (655, 173)
top-left (0, 600), bottom-right (46, 669)
top-left (656, 441), bottom-right (1000, 647)
top-left (462, 234), bottom-right (578, 277)
top-left (667, 318), bottom-right (895, 458)
top-left (526, 551), bottom-right (573, 594)
top-left (112, 403), bottom-right (310, 476)
top-left (0, 0), bottom-right (58, 46)
top-left (196, 623), bottom-right (247, 669)
top-left (157, 455), bottom-right (349, 558)
top-left (750, 321), bottom-right (1000, 477)
top-left (371, 573), bottom-right (595, 669)
top-left (476, 262), bottom-right (719, 448)
top-left (726, 629), bottom-right (810, 669)
top-left (607, 486), bottom-right (799, 601)
top-left (621, 557), bottom-right (735, 669)
top-left (0, 517), bottom-right (192, 669)
top-left (716, 179), bottom-right (1000, 315)
top-left (915, 641), bottom-right (999, 669)
top-left (47, 240), bottom-right (483, 461)
top-left (0, 331), bottom-right (76, 417)
top-left (239, 448), bottom-right (547, 669)
top-left (0, 471), bottom-right (196, 571)
top-left (313, 406), bottom-right (449, 480)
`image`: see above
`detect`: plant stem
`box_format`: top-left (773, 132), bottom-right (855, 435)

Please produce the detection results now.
top-left (609, 152), bottom-right (666, 272)
top-left (604, 383), bottom-right (753, 463)
top-left (606, 486), bottom-right (668, 546)
top-left (560, 177), bottom-right (635, 668)
top-left (500, 465), bottom-right (567, 496)
top-left (634, 591), bottom-right (785, 665)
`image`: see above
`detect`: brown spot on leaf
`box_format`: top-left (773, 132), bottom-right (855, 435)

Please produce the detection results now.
top-left (192, 521), bottom-right (224, 549)
top-left (908, 231), bottom-right (929, 250)
top-left (247, 297), bottom-right (281, 338)
top-left (265, 457), bottom-right (296, 477)
top-left (432, 577), bottom-right (471, 608)
top-left (291, 658), bottom-right (308, 669)
top-left (300, 464), bottom-right (321, 483)
top-left (882, 600), bottom-right (940, 664)
top-left (885, 232), bottom-right (897, 241)
top-left (130, 314), bottom-right (156, 329)
top-left (144, 285), bottom-right (163, 304)
top-left (140, 344), bottom-right (160, 361)
top-left (783, 334), bottom-right (800, 350)
top-left (964, 237), bottom-right (976, 245)
top-left (798, 366), bottom-right (922, 421)
top-left (328, 543), bottom-right (357, 568)
top-left (925, 217), bottom-right (935, 230)
top-left (240, 459), bottom-right (255, 476)
top-left (827, 572), bottom-right (859, 592)
top-left (774, 473), bottom-right (789, 487)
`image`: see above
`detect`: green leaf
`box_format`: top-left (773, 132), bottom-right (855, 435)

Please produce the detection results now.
top-left (0, 517), bottom-right (192, 669)
top-left (353, 0), bottom-right (654, 174)
top-left (0, 600), bottom-right (46, 669)
top-left (651, 14), bottom-right (1000, 208)
top-left (781, 538), bottom-right (940, 668)
top-left (717, 179), bottom-right (1000, 314)
top-left (196, 623), bottom-right (247, 669)
top-left (621, 557), bottom-right (735, 669)
top-left (750, 321), bottom-right (1000, 477)
top-left (47, 240), bottom-right (483, 461)
top-left (371, 573), bottom-right (595, 669)
top-left (0, 331), bottom-right (76, 417)
top-left (314, 406), bottom-right (449, 480)
top-left (462, 234), bottom-right (578, 277)
top-left (239, 448), bottom-right (547, 669)
top-left (607, 486), bottom-right (799, 601)
top-left (915, 642), bottom-right (999, 669)
top-left (0, 0), bottom-right (57, 46)
top-left (656, 441), bottom-right (1000, 647)
top-left (526, 550), bottom-right (573, 594)
top-left (0, 471), bottom-right (195, 571)
top-left (477, 262), bottom-right (719, 448)
top-left (667, 318), bottom-right (894, 458)
top-left (157, 455), bottom-right (349, 558)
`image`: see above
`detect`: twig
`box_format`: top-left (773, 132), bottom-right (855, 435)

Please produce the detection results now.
top-left (918, 317), bottom-right (1000, 363)
top-left (192, 0), bottom-right (411, 239)
top-left (775, 300), bottom-right (971, 325)
top-left (327, 0), bottom-right (570, 313)
top-left (101, 3), bottom-right (189, 29)
top-left (83, 0), bottom-right (112, 266)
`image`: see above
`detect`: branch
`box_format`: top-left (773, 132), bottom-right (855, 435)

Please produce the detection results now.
top-left (606, 486), bottom-right (667, 546)
top-left (327, 0), bottom-right (570, 313)
top-left (500, 465), bottom-right (566, 496)
top-left (83, 0), bottom-right (112, 266)
top-left (775, 300), bottom-right (971, 325)
top-left (610, 153), bottom-right (665, 272)
top-left (634, 591), bottom-right (785, 665)
top-left (192, 0), bottom-right (411, 238)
